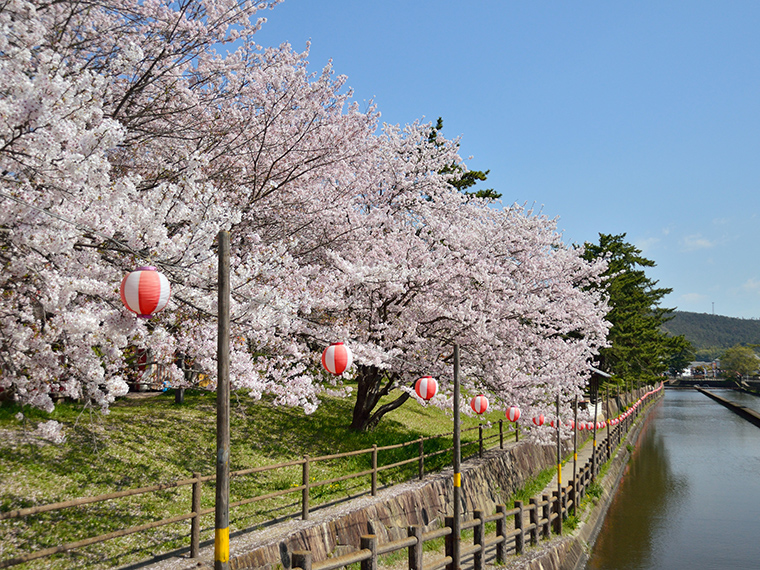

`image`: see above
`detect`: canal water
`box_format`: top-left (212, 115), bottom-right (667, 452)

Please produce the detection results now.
top-left (585, 388), bottom-right (760, 570)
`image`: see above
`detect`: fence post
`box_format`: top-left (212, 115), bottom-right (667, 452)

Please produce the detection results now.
top-left (445, 516), bottom-right (455, 570)
top-left (408, 525), bottom-right (423, 570)
top-left (552, 490), bottom-right (561, 535)
top-left (371, 445), bottom-right (378, 496)
top-left (302, 455), bottom-right (310, 521)
top-left (499, 420), bottom-right (504, 449)
top-left (513, 501), bottom-right (524, 556)
top-left (478, 425), bottom-right (483, 458)
top-left (529, 498), bottom-right (538, 545)
top-left (292, 551), bottom-right (312, 570)
top-left (571, 478), bottom-right (577, 518)
top-left (418, 437), bottom-right (424, 480)
top-left (473, 509), bottom-right (485, 570)
top-left (542, 494), bottom-right (550, 539)
top-left (496, 504), bottom-right (508, 562)
top-left (360, 535), bottom-right (377, 570)
top-left (191, 472), bottom-right (201, 558)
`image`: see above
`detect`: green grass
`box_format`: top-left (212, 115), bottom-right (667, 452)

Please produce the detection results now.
top-left (511, 466), bottom-right (557, 504)
top-left (0, 387), bottom-right (514, 569)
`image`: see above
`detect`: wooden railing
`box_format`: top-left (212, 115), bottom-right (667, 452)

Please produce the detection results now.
top-left (290, 384), bottom-right (664, 570)
top-left (0, 419), bottom-right (515, 568)
top-left (1, 384), bottom-right (663, 569)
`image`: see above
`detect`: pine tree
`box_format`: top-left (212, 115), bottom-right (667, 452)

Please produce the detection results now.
top-left (582, 234), bottom-right (692, 384)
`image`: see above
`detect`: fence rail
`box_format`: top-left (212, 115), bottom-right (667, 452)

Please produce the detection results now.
top-left (0, 418), bottom-right (517, 568)
top-left (290, 384), bottom-right (664, 570)
top-left (1, 384), bottom-right (662, 569)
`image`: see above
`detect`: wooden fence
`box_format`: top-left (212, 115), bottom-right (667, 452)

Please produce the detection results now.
top-left (0, 420), bottom-right (514, 568)
top-left (290, 445), bottom-right (603, 570)
top-left (290, 391), bottom-right (656, 570)
top-left (1, 384), bottom-right (662, 569)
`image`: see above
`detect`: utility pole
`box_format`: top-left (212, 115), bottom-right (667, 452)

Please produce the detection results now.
top-left (215, 231), bottom-right (230, 570)
top-left (451, 344), bottom-right (461, 569)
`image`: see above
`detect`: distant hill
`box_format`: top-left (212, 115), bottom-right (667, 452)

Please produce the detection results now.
top-left (662, 311), bottom-right (760, 357)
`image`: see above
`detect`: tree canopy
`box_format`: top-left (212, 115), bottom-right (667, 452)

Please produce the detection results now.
top-left (1, 0), bottom-right (610, 437)
top-left (721, 345), bottom-right (759, 380)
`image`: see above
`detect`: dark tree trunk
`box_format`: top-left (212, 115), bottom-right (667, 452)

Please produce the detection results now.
top-left (350, 364), bottom-right (411, 431)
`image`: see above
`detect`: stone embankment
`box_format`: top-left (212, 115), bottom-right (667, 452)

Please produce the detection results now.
top-left (504, 389), bottom-right (659, 570)
top-left (142, 387), bottom-right (658, 570)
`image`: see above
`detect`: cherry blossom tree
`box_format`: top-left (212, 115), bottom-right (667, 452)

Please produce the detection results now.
top-left (289, 132), bottom-right (611, 429)
top-left (1, 0), bottom-right (610, 439)
top-left (0, 0), bottom-right (375, 413)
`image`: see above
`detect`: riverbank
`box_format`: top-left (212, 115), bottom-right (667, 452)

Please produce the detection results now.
top-left (502, 387), bottom-right (663, 570)
top-left (134, 386), bottom-right (661, 570)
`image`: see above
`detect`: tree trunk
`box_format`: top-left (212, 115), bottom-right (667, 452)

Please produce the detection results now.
top-left (350, 365), bottom-right (410, 431)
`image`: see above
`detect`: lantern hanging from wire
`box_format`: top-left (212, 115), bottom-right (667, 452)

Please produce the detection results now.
top-left (470, 395), bottom-right (489, 415)
top-left (532, 414), bottom-right (545, 427)
top-left (321, 342), bottom-right (353, 375)
top-left (506, 406), bottom-right (521, 422)
top-left (120, 266), bottom-right (171, 318)
top-left (415, 376), bottom-right (438, 401)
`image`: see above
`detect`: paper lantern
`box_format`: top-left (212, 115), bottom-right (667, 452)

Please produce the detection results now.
top-left (470, 395), bottom-right (489, 414)
top-left (550, 418), bottom-right (561, 428)
top-left (120, 266), bottom-right (171, 318)
top-left (321, 342), bottom-right (353, 375)
top-left (568, 420), bottom-right (575, 430)
top-left (415, 376), bottom-right (438, 401)
top-left (532, 414), bottom-right (545, 427)
top-left (506, 406), bottom-right (521, 422)
top-left (577, 422), bottom-right (585, 431)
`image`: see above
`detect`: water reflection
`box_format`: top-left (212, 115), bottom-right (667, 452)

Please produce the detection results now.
top-left (586, 389), bottom-right (760, 570)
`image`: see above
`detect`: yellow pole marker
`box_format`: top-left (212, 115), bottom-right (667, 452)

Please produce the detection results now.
top-left (454, 472), bottom-right (461, 487)
top-left (558, 464), bottom-right (562, 486)
top-left (215, 527), bottom-right (229, 563)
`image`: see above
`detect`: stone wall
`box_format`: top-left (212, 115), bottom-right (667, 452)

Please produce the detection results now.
top-left (144, 387), bottom-right (655, 570)
top-left (168, 437), bottom-right (570, 570)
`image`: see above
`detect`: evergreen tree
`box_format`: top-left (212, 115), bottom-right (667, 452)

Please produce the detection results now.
top-left (582, 234), bottom-right (692, 384)
top-left (428, 118), bottom-right (501, 200)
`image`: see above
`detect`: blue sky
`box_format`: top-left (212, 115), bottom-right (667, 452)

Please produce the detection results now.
top-left (253, 1), bottom-right (760, 319)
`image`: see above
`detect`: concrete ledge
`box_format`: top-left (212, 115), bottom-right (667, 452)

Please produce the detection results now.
top-left (696, 388), bottom-right (760, 428)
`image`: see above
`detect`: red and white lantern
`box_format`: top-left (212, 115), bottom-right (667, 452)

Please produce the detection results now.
top-left (120, 266), bottom-right (171, 318)
top-left (506, 406), bottom-right (521, 422)
top-left (577, 422), bottom-right (585, 431)
top-left (415, 376), bottom-right (438, 401)
top-left (532, 414), bottom-right (545, 427)
top-left (321, 342), bottom-right (353, 375)
top-left (470, 395), bottom-right (489, 415)
top-left (550, 418), bottom-right (561, 428)
top-left (568, 420), bottom-right (575, 430)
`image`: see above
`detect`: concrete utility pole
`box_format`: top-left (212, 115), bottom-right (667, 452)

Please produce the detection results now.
top-left (451, 343), bottom-right (461, 569)
top-left (215, 231), bottom-right (230, 570)
top-left (556, 393), bottom-right (562, 535)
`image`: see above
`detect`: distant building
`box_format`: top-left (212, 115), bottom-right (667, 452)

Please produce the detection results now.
top-left (685, 360), bottom-right (720, 378)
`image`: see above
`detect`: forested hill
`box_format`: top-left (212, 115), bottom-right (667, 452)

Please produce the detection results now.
top-left (662, 311), bottom-right (760, 352)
